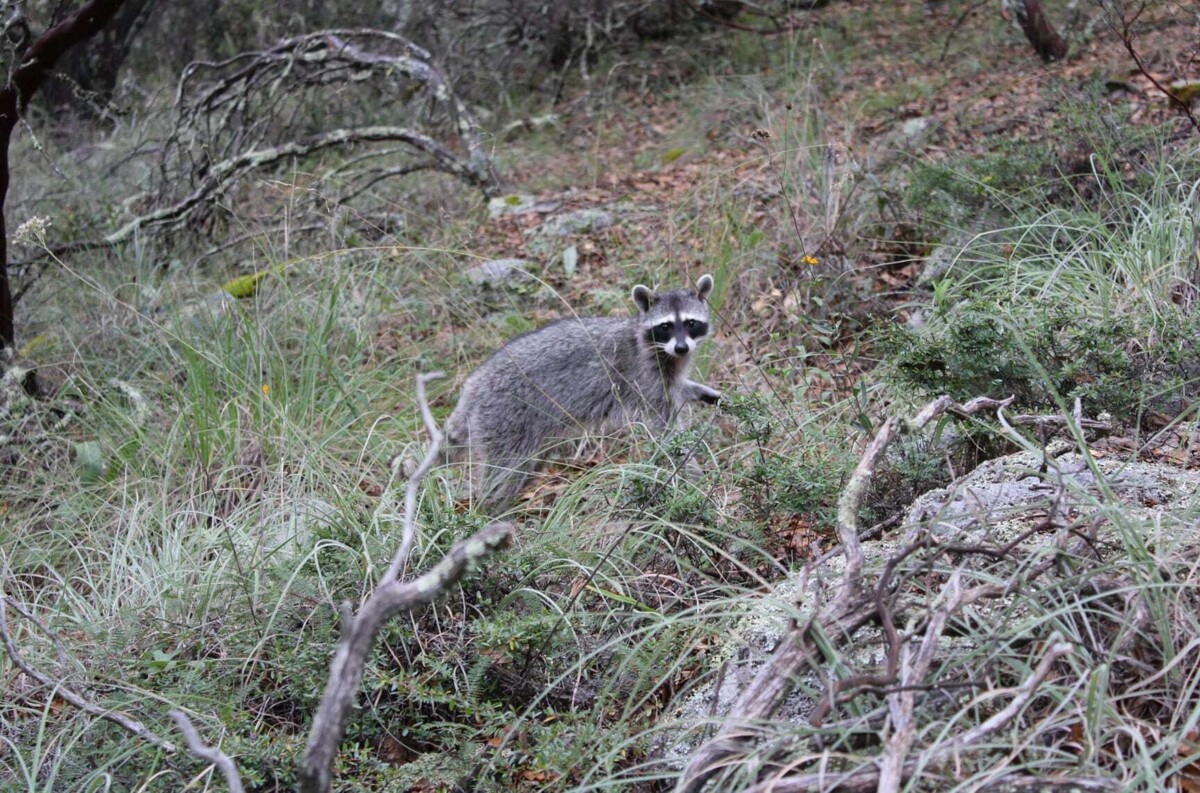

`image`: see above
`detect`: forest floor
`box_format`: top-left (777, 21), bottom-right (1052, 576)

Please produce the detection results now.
top-left (2, 2), bottom-right (1199, 791)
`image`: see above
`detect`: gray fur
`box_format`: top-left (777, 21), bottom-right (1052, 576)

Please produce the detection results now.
top-left (444, 274), bottom-right (720, 508)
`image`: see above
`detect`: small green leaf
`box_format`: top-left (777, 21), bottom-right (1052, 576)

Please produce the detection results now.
top-left (661, 147), bottom-right (687, 164)
top-left (562, 245), bottom-right (578, 276)
top-left (73, 441), bottom-right (104, 484)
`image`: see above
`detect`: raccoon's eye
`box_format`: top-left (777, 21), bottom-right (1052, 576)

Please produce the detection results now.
top-left (657, 321), bottom-right (673, 333)
top-left (683, 319), bottom-right (697, 330)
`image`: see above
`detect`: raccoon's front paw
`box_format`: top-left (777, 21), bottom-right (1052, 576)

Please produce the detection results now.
top-left (695, 384), bottom-right (722, 406)
top-left (682, 379), bottom-right (721, 406)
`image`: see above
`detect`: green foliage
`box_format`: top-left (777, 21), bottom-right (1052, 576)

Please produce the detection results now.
top-left (724, 392), bottom-right (849, 532)
top-left (892, 130), bottom-right (1200, 424)
top-left (887, 299), bottom-right (1200, 419)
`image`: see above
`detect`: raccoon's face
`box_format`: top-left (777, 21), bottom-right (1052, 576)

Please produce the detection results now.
top-left (632, 274), bottom-right (714, 359)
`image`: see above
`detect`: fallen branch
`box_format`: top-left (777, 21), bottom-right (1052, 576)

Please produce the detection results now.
top-left (295, 372), bottom-right (512, 793)
top-left (32, 29), bottom-right (502, 262)
top-left (106, 125), bottom-right (490, 245)
top-left (1009, 412), bottom-right (1111, 432)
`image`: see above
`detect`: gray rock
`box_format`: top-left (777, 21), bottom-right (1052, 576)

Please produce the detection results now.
top-left (532, 209), bottom-right (613, 238)
top-left (900, 116), bottom-right (941, 149)
top-left (905, 447), bottom-right (1200, 540)
top-left (902, 116), bottom-right (934, 138)
top-left (486, 194), bottom-right (561, 218)
top-left (466, 258), bottom-right (536, 288)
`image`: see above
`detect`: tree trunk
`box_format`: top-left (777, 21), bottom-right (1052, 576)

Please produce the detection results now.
top-left (0, 0), bottom-right (126, 353)
top-left (39, 0), bottom-right (157, 121)
top-left (1014, 0), bottom-right (1068, 62)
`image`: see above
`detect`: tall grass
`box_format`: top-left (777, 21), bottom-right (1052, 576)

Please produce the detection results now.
top-left (936, 159), bottom-right (1200, 330)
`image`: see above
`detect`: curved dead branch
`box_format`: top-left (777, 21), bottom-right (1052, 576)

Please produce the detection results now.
top-left (48, 28), bottom-right (501, 260)
top-left (297, 520), bottom-right (511, 793)
top-left (107, 125), bottom-right (491, 245)
top-left (295, 373), bottom-right (512, 793)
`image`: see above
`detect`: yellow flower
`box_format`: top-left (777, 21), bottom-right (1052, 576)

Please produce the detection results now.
top-left (802, 255), bottom-right (819, 266)
top-left (261, 384), bottom-right (270, 396)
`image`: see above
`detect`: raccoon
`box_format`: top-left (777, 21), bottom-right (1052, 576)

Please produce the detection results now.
top-left (444, 274), bottom-right (721, 509)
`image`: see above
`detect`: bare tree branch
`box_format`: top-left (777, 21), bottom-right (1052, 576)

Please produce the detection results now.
top-left (30, 28), bottom-right (501, 263)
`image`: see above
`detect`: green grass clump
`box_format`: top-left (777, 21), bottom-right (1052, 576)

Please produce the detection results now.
top-left (888, 145), bottom-right (1200, 423)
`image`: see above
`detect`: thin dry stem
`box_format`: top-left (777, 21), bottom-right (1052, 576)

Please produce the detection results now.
top-left (385, 370), bottom-right (444, 582)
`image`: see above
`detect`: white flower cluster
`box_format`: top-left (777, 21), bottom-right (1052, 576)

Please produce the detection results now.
top-left (13, 215), bottom-right (51, 246)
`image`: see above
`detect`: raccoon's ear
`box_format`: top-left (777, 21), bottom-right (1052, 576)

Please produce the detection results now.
top-left (631, 284), bottom-right (654, 313)
top-left (696, 274), bottom-right (714, 301)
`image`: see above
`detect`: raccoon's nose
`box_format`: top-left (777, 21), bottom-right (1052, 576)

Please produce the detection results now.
top-left (674, 342), bottom-right (689, 356)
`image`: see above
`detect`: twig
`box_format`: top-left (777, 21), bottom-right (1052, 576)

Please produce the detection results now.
top-left (835, 396), bottom-right (1012, 606)
top-left (385, 370), bottom-right (444, 582)
top-left (1106, 1), bottom-right (1199, 132)
top-left (1, 594), bottom-right (70, 667)
top-left (1009, 412), bottom-right (1111, 432)
top-left (953, 633), bottom-right (1071, 746)
top-left (168, 710), bottom-right (244, 793)
top-left (0, 587), bottom-right (176, 753)
top-left (877, 571), bottom-right (962, 793)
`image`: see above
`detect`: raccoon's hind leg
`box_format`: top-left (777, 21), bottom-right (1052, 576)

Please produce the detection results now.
top-left (472, 453), bottom-right (540, 510)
